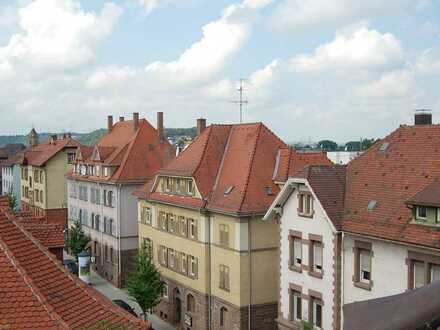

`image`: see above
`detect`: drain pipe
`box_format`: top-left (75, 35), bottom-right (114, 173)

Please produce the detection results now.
top-left (248, 216), bottom-right (252, 330)
top-left (117, 184), bottom-right (122, 288)
top-left (208, 210), bottom-right (212, 330)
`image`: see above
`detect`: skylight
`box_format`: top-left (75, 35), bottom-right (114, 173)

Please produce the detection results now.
top-left (379, 142), bottom-right (389, 152)
top-left (367, 200), bottom-right (378, 210)
top-left (224, 186), bottom-right (234, 196)
top-left (264, 186), bottom-right (274, 196)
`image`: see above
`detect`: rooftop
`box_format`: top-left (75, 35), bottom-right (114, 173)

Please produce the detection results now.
top-left (0, 196), bottom-right (150, 329)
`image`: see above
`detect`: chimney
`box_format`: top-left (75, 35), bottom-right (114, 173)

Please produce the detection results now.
top-left (50, 134), bottom-right (57, 144)
top-left (197, 118), bottom-right (207, 136)
top-left (157, 112), bottom-right (164, 142)
top-left (67, 132), bottom-right (72, 138)
top-left (63, 133), bottom-right (67, 139)
top-left (414, 109), bottom-right (432, 125)
top-left (119, 116), bottom-right (125, 122)
top-left (108, 115), bottom-right (113, 132)
top-left (133, 112), bottom-right (139, 131)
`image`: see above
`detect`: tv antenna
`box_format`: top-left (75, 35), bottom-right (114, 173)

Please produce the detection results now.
top-left (229, 79), bottom-right (248, 123)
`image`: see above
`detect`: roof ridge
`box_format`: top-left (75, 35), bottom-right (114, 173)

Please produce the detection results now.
top-left (0, 213), bottom-right (68, 329)
top-left (238, 123), bottom-right (263, 212)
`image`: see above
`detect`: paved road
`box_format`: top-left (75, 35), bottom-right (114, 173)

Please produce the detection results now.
top-left (89, 271), bottom-right (175, 330)
top-left (63, 253), bottom-right (174, 330)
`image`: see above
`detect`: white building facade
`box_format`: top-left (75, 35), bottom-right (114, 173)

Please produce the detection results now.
top-left (67, 178), bottom-right (140, 287)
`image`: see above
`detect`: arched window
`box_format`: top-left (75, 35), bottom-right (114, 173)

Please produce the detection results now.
top-left (187, 294), bottom-right (195, 313)
top-left (220, 307), bottom-right (228, 327)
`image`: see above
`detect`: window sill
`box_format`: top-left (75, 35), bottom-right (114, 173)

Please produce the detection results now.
top-left (297, 212), bottom-right (314, 218)
top-left (289, 264), bottom-right (302, 273)
top-left (219, 287), bottom-right (230, 292)
top-left (354, 281), bottom-right (372, 291)
top-left (308, 270), bottom-right (323, 279)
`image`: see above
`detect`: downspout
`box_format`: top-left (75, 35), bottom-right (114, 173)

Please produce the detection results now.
top-left (248, 216), bottom-right (252, 330)
top-left (118, 184), bottom-right (122, 287)
top-left (208, 211), bottom-right (212, 330)
top-left (341, 231), bottom-right (345, 328)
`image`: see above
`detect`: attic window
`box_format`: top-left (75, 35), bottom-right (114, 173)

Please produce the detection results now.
top-left (367, 200), bottom-right (378, 210)
top-left (378, 142), bottom-right (389, 152)
top-left (264, 186), bottom-right (274, 196)
top-left (224, 186), bottom-right (234, 196)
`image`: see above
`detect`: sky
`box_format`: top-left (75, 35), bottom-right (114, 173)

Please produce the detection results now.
top-left (0, 0), bottom-right (440, 143)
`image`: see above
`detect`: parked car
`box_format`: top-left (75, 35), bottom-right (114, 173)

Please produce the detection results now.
top-left (63, 259), bottom-right (78, 275)
top-left (112, 299), bottom-right (138, 317)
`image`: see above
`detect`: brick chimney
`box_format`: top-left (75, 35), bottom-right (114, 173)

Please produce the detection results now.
top-left (157, 112), bottom-right (164, 142)
top-left (133, 112), bottom-right (139, 131)
top-left (414, 109), bottom-right (432, 125)
top-left (119, 116), bottom-right (125, 122)
top-left (197, 118), bottom-right (207, 136)
top-left (107, 115), bottom-right (113, 132)
top-left (50, 134), bottom-right (57, 145)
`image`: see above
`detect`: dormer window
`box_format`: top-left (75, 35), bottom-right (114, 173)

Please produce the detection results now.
top-left (188, 180), bottom-right (194, 195)
top-left (298, 192), bottom-right (313, 217)
top-left (166, 177), bottom-right (172, 192)
top-left (416, 206), bottom-right (427, 221)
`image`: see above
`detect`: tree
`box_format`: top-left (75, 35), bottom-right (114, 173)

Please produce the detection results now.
top-left (360, 138), bottom-right (377, 151)
top-left (317, 140), bottom-right (338, 151)
top-left (67, 219), bottom-right (91, 261)
top-left (6, 193), bottom-right (17, 211)
top-left (127, 243), bottom-right (165, 321)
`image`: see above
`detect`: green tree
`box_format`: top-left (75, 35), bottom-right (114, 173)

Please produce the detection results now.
top-left (127, 243), bottom-right (165, 321)
top-left (317, 139), bottom-right (338, 151)
top-left (67, 219), bottom-right (91, 260)
top-left (301, 320), bottom-right (314, 330)
top-left (6, 193), bottom-right (17, 211)
top-left (360, 138), bottom-right (377, 151)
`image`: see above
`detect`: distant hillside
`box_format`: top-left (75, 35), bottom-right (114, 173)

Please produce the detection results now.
top-left (0, 127), bottom-right (197, 147)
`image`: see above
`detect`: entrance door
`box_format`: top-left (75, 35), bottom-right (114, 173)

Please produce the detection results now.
top-left (175, 297), bottom-right (182, 324)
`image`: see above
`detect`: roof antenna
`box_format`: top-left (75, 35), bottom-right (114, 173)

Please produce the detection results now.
top-left (229, 79), bottom-right (248, 123)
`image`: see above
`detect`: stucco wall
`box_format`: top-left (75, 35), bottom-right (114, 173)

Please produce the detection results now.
top-left (343, 234), bottom-right (440, 305)
top-left (279, 183), bottom-right (336, 329)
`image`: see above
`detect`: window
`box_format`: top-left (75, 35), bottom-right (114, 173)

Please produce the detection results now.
top-left (290, 290), bottom-right (302, 321)
top-left (35, 189), bottom-right (39, 202)
top-left (188, 180), bottom-right (194, 195)
top-left (414, 261), bottom-right (425, 289)
top-left (163, 283), bottom-right (169, 299)
top-left (187, 294), bottom-right (195, 313)
top-left (312, 241), bottom-right (323, 274)
top-left (220, 307), bottom-right (228, 327)
top-left (160, 246), bottom-right (168, 266)
top-left (168, 213), bottom-right (176, 233)
top-left (40, 191), bottom-right (43, 204)
top-left (359, 250), bottom-right (372, 283)
top-left (95, 215), bottom-right (100, 231)
top-left (107, 191), bottom-right (114, 207)
top-left (416, 206), bottom-right (427, 221)
top-left (105, 245), bottom-right (109, 262)
top-left (189, 256), bottom-right (198, 278)
top-left (110, 247), bottom-right (114, 263)
top-left (143, 207), bottom-right (152, 225)
top-left (291, 237), bottom-right (302, 268)
top-left (431, 264), bottom-right (440, 283)
top-left (311, 299), bottom-right (323, 329)
top-left (179, 216), bottom-right (187, 237)
top-left (188, 219), bottom-right (197, 239)
top-left (219, 265), bottom-right (230, 291)
top-left (298, 192), bottom-right (313, 217)
top-left (219, 224), bottom-right (229, 246)
top-left (166, 177), bottom-right (172, 192)
top-left (168, 249), bottom-right (176, 269)
top-left (143, 238), bottom-right (153, 259)
top-left (181, 253), bottom-right (188, 275)
top-left (159, 212), bottom-right (167, 231)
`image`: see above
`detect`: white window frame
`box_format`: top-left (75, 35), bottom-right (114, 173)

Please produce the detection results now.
top-left (413, 261), bottom-right (425, 289)
top-left (313, 242), bottom-right (323, 273)
top-left (312, 299), bottom-right (323, 329)
top-left (416, 206), bottom-right (427, 221)
top-left (291, 292), bottom-right (302, 321)
top-left (359, 250), bottom-right (372, 283)
top-left (293, 238), bottom-right (302, 267)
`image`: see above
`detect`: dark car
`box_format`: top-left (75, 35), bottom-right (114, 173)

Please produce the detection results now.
top-left (63, 259), bottom-right (78, 276)
top-left (113, 299), bottom-right (138, 318)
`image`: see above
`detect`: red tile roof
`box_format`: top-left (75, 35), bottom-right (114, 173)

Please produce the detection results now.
top-left (343, 124), bottom-right (440, 248)
top-left (0, 204), bottom-right (150, 329)
top-left (296, 165), bottom-right (346, 229)
top-left (23, 137), bottom-right (81, 167)
top-left (406, 179), bottom-right (440, 207)
top-left (68, 119), bottom-right (175, 184)
top-left (273, 147), bottom-right (332, 183)
top-left (136, 123), bottom-right (332, 216)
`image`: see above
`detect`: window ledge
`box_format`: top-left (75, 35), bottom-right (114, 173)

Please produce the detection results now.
top-left (308, 270), bottom-right (323, 279)
top-left (354, 281), bottom-right (372, 291)
top-left (289, 264), bottom-right (302, 273)
top-left (297, 212), bottom-right (314, 218)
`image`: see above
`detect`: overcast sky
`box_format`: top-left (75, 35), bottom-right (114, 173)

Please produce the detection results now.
top-left (0, 0), bottom-right (439, 142)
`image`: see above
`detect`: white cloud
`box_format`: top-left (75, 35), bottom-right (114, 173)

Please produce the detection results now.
top-left (271, 0), bottom-right (429, 32)
top-left (86, 66), bottom-right (137, 89)
top-left (145, 0), bottom-right (272, 82)
top-left (356, 70), bottom-right (414, 98)
top-left (290, 26), bottom-right (403, 72)
top-left (0, 0), bottom-right (122, 70)
top-left (136, 0), bottom-right (170, 14)
top-left (415, 48), bottom-right (440, 74)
